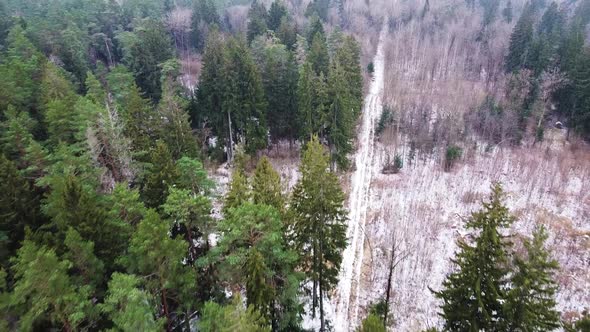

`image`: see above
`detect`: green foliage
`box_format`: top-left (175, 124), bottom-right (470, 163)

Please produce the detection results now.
top-left (308, 32), bottom-right (329, 76)
top-left (101, 273), bottom-right (163, 332)
top-left (141, 141), bottom-right (179, 208)
top-left (505, 4), bottom-right (534, 73)
top-left (444, 145), bottom-right (462, 171)
top-left (41, 174), bottom-right (130, 268)
top-left (254, 36), bottom-right (299, 140)
top-left (376, 106), bottom-right (394, 136)
top-left (9, 240), bottom-right (94, 331)
top-left (367, 62), bottom-right (375, 75)
top-left (504, 225), bottom-right (560, 331)
top-left (211, 202), bottom-right (302, 329)
top-left (358, 313), bottom-right (386, 332)
top-left (223, 167), bottom-right (251, 214)
top-left (0, 155), bottom-right (40, 266)
top-left (267, 1), bottom-right (288, 31)
top-left (252, 156), bottom-right (285, 212)
top-left (117, 19), bottom-right (174, 101)
top-left (433, 183), bottom-right (515, 331)
top-left (124, 210), bottom-right (195, 326)
top-left (199, 296), bottom-right (271, 332)
top-left (191, 0), bottom-right (220, 51)
top-left (247, 0), bottom-right (268, 44)
top-left (290, 136), bottom-right (347, 327)
top-left (64, 227), bottom-right (104, 288)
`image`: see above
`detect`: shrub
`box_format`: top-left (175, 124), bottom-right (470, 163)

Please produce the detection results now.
top-left (382, 153), bottom-right (403, 174)
top-left (367, 62), bottom-right (375, 75)
top-left (444, 145), bottom-right (462, 171)
top-left (376, 106), bottom-right (394, 136)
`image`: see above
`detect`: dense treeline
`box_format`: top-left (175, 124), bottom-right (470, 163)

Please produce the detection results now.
top-left (0, 0), bottom-right (358, 330)
top-left (475, 0), bottom-right (590, 144)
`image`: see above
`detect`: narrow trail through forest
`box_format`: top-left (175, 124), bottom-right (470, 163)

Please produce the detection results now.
top-left (333, 22), bottom-right (387, 332)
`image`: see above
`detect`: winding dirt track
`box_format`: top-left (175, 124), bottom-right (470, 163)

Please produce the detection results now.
top-left (333, 23), bottom-right (387, 332)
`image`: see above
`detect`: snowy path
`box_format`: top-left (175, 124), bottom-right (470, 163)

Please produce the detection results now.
top-left (333, 23), bottom-right (387, 331)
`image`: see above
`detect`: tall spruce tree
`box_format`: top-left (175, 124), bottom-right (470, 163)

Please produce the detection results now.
top-left (504, 225), bottom-right (560, 331)
top-left (247, 0), bottom-right (268, 44)
top-left (290, 136), bottom-right (347, 331)
top-left (505, 4), bottom-right (535, 73)
top-left (252, 156), bottom-right (284, 212)
top-left (433, 183), bottom-right (514, 331)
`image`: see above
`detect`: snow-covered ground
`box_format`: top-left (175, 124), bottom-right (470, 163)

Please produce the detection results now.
top-left (353, 129), bottom-right (590, 331)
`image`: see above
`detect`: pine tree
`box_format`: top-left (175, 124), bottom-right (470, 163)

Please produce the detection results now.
top-left (256, 39), bottom-right (299, 140)
top-left (64, 227), bottom-right (104, 288)
top-left (222, 37), bottom-right (268, 156)
top-left (359, 314), bottom-right (386, 332)
top-left (100, 273), bottom-right (164, 332)
top-left (267, 1), bottom-right (288, 31)
top-left (297, 61), bottom-right (329, 141)
top-left (223, 167), bottom-right (251, 215)
top-left (158, 71), bottom-right (198, 159)
top-left (0, 25), bottom-right (44, 113)
top-left (433, 183), bottom-right (515, 331)
top-left (116, 19), bottom-right (174, 101)
top-left (213, 202), bottom-right (301, 330)
top-left (124, 210), bottom-right (195, 330)
top-left (327, 61), bottom-right (355, 170)
top-left (505, 4), bottom-right (535, 73)
top-left (252, 157), bottom-right (284, 212)
top-left (504, 225), bottom-right (560, 331)
top-left (9, 240), bottom-right (94, 331)
top-left (191, 0), bottom-right (220, 51)
top-left (198, 296), bottom-right (271, 332)
top-left (141, 141), bottom-right (179, 208)
top-left (308, 32), bottom-right (329, 76)
top-left (41, 174), bottom-right (130, 269)
top-left (247, 0), bottom-right (268, 44)
top-left (0, 155), bottom-right (40, 267)
top-left (290, 136), bottom-right (347, 331)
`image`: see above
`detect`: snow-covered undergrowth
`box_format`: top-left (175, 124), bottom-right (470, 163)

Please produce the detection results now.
top-left (355, 130), bottom-right (590, 331)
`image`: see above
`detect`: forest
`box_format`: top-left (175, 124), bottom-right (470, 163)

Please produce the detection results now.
top-left (0, 0), bottom-right (589, 331)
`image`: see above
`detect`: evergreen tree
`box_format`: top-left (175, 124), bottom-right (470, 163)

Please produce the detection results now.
top-left (116, 19), bottom-right (174, 101)
top-left (297, 61), bottom-right (329, 141)
top-left (141, 141), bottom-right (179, 208)
top-left (308, 32), bottom-right (329, 76)
top-left (276, 17), bottom-right (297, 50)
top-left (222, 37), bottom-right (268, 156)
top-left (505, 4), bottom-right (535, 73)
top-left (504, 225), bottom-right (560, 331)
top-left (252, 157), bottom-right (284, 212)
top-left (41, 174), bottom-right (130, 269)
top-left (198, 296), bottom-right (271, 332)
top-left (290, 136), bottom-right (347, 331)
top-left (255, 38), bottom-right (299, 140)
top-left (359, 313), bottom-right (386, 332)
top-left (124, 210), bottom-right (195, 330)
top-left (223, 167), bottom-right (250, 215)
top-left (433, 183), bottom-right (515, 331)
top-left (0, 25), bottom-right (44, 113)
top-left (0, 155), bottom-right (40, 267)
top-left (191, 0), bottom-right (220, 51)
top-left (327, 61), bottom-right (355, 169)
top-left (158, 66), bottom-right (198, 159)
top-left (195, 28), bottom-right (225, 151)
top-left (212, 202), bottom-right (302, 330)
top-left (63, 227), bottom-right (104, 289)
top-left (247, 0), bottom-right (268, 44)
top-left (101, 273), bottom-right (164, 332)
top-left (9, 240), bottom-right (94, 331)
top-left (267, 1), bottom-right (288, 31)
top-left (502, 0), bottom-right (513, 23)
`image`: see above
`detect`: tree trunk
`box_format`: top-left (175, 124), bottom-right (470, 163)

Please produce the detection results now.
top-left (162, 288), bottom-right (171, 332)
top-left (384, 237), bottom-right (396, 326)
top-left (227, 110), bottom-right (234, 162)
